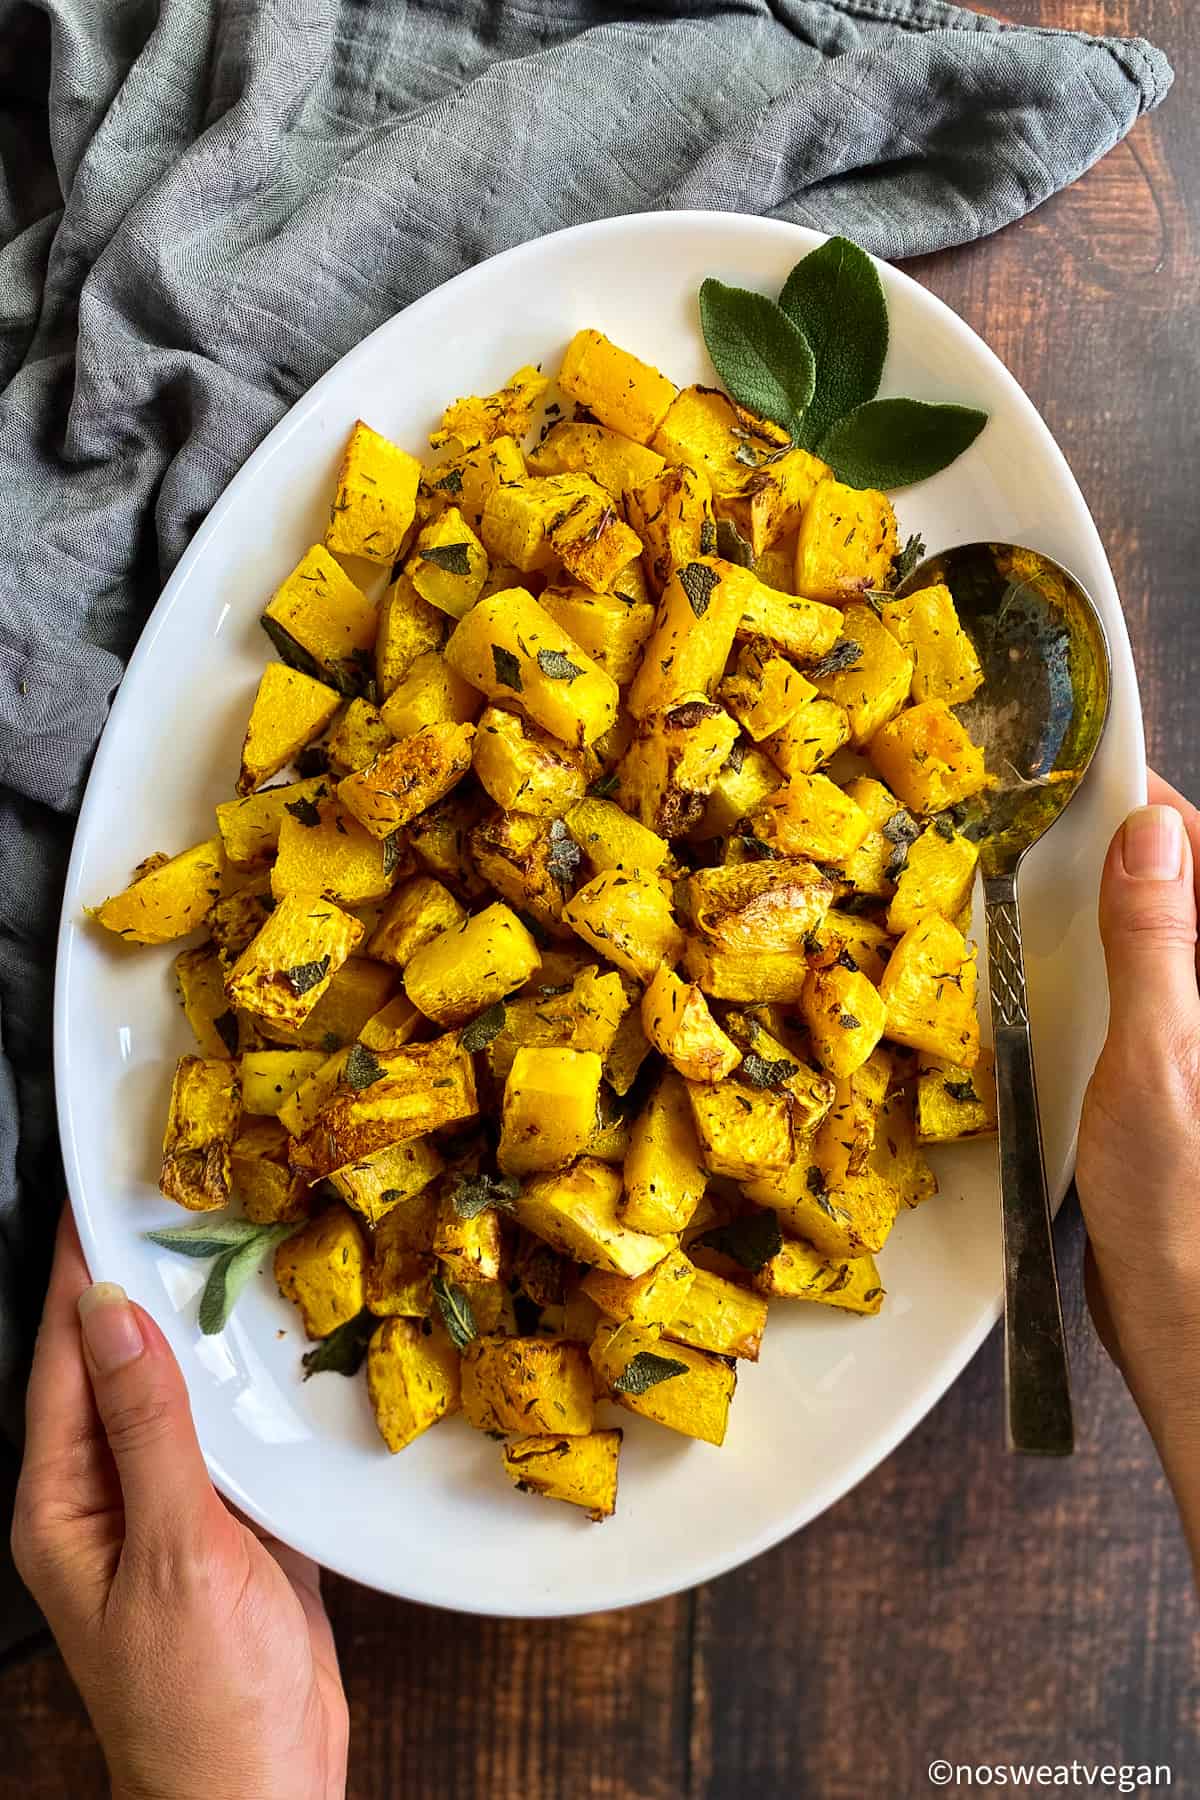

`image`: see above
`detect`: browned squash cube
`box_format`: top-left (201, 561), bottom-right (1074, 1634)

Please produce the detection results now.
top-left (367, 1317), bottom-right (461, 1451)
top-left (274, 1206), bottom-right (368, 1338)
top-left (160, 1055), bottom-right (242, 1212)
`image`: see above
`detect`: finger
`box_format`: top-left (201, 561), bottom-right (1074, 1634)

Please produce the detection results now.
top-left (77, 1283), bottom-right (220, 1555)
top-left (1097, 801), bottom-right (1200, 1062)
top-left (1147, 771), bottom-right (1200, 932)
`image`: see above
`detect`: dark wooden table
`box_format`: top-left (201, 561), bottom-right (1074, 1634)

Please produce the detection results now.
top-left (5, 3), bottom-right (1198, 1792)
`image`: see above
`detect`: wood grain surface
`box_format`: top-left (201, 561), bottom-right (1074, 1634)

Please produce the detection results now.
top-left (4, 2), bottom-right (1198, 1793)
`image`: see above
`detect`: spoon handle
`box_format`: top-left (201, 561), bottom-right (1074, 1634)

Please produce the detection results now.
top-left (983, 872), bottom-right (1075, 1456)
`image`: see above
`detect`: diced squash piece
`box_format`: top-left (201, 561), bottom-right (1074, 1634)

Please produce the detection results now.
top-left (687, 858), bottom-right (835, 953)
top-left (870, 700), bottom-right (989, 814)
top-left (682, 938), bottom-right (811, 1005)
top-left (839, 776), bottom-right (904, 898)
top-left (325, 698), bottom-right (395, 776)
top-left (324, 420), bottom-right (421, 564)
top-left (477, 473), bottom-right (591, 574)
top-left (650, 385), bottom-right (789, 499)
top-left (434, 1191), bottom-right (505, 1284)
top-left (621, 1069), bottom-right (707, 1236)
top-left (564, 796), bottom-right (669, 874)
top-left (406, 506), bottom-right (488, 619)
top-left (367, 1317), bottom-right (460, 1451)
top-left (811, 1050), bottom-right (891, 1187)
top-left (718, 444), bottom-right (831, 556)
top-left (205, 878), bottom-right (275, 956)
top-left (358, 992), bottom-right (425, 1054)
top-left (366, 1192), bottom-right (441, 1316)
top-left (563, 868), bottom-right (683, 983)
top-left (590, 1321), bottom-right (735, 1447)
top-left (558, 329), bottom-right (677, 445)
top-left (546, 486), bottom-right (643, 595)
top-left (261, 545), bottom-right (376, 694)
top-left (751, 772), bottom-right (871, 864)
top-left (498, 1047), bottom-right (604, 1176)
top-left (582, 1246), bottom-right (696, 1329)
top-left (404, 902), bottom-right (541, 1026)
top-left (822, 910), bottom-right (894, 986)
top-left (237, 664), bottom-right (340, 795)
top-left (444, 588), bottom-right (618, 749)
top-left (869, 1082), bottom-right (939, 1206)
top-left (230, 1117), bottom-right (310, 1225)
top-left (810, 604), bottom-right (913, 746)
top-left (617, 698), bottom-right (739, 835)
top-left (752, 1163), bottom-right (900, 1260)
top-left (469, 810), bottom-right (571, 934)
top-left (407, 788), bottom-right (490, 901)
top-left (276, 1049), bottom-right (349, 1139)
top-left (516, 1159), bottom-right (672, 1279)
top-left (289, 1037), bottom-right (477, 1177)
top-left (175, 945), bottom-right (241, 1059)
top-left (539, 585), bottom-right (656, 687)
top-left (626, 558), bottom-right (754, 721)
top-left (472, 705), bottom-right (588, 817)
top-left (430, 364), bottom-right (549, 452)
top-left (625, 463), bottom-right (717, 598)
top-left (462, 1335), bottom-right (594, 1435)
top-left (224, 894), bottom-right (363, 1033)
top-left (216, 778), bottom-right (328, 871)
top-left (879, 915), bottom-right (979, 1065)
top-left (271, 797), bottom-right (400, 907)
top-left (272, 956), bottom-right (399, 1051)
top-left (379, 650), bottom-right (482, 740)
top-left (502, 1430), bottom-right (622, 1519)
top-left (794, 477), bottom-right (898, 602)
top-left (663, 1266), bottom-right (767, 1361)
top-left (879, 582), bottom-right (983, 707)
top-left (90, 838), bottom-right (225, 945)
top-left (329, 1135), bottom-right (444, 1228)
top-left (487, 967), bottom-right (628, 1081)
top-left (159, 1055), bottom-right (241, 1211)
top-left (274, 1206), bottom-right (367, 1338)
top-left (686, 1077), bottom-right (794, 1182)
top-left (641, 965), bottom-right (740, 1084)
top-left (735, 577), bottom-right (842, 662)
top-left (368, 875), bottom-right (466, 968)
top-left (887, 823), bottom-right (978, 934)
top-left (697, 747), bottom-right (782, 838)
top-left (760, 696), bottom-right (852, 778)
top-left (719, 638), bottom-right (815, 740)
top-left (428, 435), bottom-right (526, 532)
top-left (801, 964), bottom-right (887, 1079)
top-left (720, 1016), bottom-right (836, 1132)
top-left (240, 1048), bottom-right (327, 1116)
top-left (753, 1241), bottom-right (885, 1314)
top-left (916, 1048), bottom-right (997, 1142)
top-left (375, 571), bottom-right (446, 699)
top-left (529, 417), bottom-right (664, 492)
top-left (337, 720), bottom-right (475, 839)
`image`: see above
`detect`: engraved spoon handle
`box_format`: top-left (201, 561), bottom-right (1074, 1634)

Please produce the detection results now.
top-left (983, 871), bottom-right (1074, 1456)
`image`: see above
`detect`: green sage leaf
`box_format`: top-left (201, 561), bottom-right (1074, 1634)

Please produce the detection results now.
top-left (460, 1001), bottom-right (507, 1053)
top-left (612, 1350), bottom-right (689, 1396)
top-left (817, 398), bottom-right (987, 491)
top-left (698, 278), bottom-right (815, 438)
top-left (301, 1310), bottom-right (376, 1379)
top-left (778, 237), bottom-right (889, 450)
top-left (344, 1042), bottom-right (386, 1090)
top-left (696, 1210), bottom-right (783, 1273)
top-left (451, 1171), bottom-right (520, 1220)
top-left (146, 1218), bottom-right (269, 1260)
top-left (492, 645), bottom-right (523, 691)
top-left (198, 1224), bottom-right (297, 1336)
top-left (422, 542), bottom-right (472, 576)
top-left (432, 1271), bottom-right (478, 1350)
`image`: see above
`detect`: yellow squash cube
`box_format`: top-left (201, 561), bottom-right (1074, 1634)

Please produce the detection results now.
top-left (869, 1082), bottom-right (939, 1206)
top-left (329, 1135), bottom-right (445, 1228)
top-left (838, 775), bottom-right (903, 898)
top-left (486, 967), bottom-right (628, 1081)
top-left (502, 1429), bottom-right (622, 1519)
top-left (224, 894), bottom-right (364, 1033)
top-left (271, 797), bottom-right (399, 907)
top-left (90, 838), bottom-right (225, 945)
top-left (274, 1206), bottom-right (368, 1338)
top-left (582, 1247), bottom-right (697, 1329)
top-left (367, 874), bottom-right (466, 967)
top-left (433, 1192), bottom-right (505, 1284)
top-left (272, 955), bottom-right (399, 1051)
top-left (403, 901), bottom-right (540, 1026)
top-left (687, 857), bottom-right (835, 953)
top-left (618, 700), bottom-right (738, 836)
top-left (735, 577), bottom-right (842, 662)
top-left (916, 1048), bottom-right (997, 1142)
top-left (719, 638), bottom-right (816, 740)
top-left (870, 700), bottom-right (989, 814)
top-left (160, 1055), bottom-right (242, 1211)
top-left (800, 964), bottom-right (887, 1078)
top-left (664, 1266), bottom-right (768, 1362)
top-left (444, 587), bottom-right (619, 749)
top-left (324, 420), bottom-right (421, 564)
top-left (887, 823), bottom-right (979, 935)
top-left (686, 1077), bottom-right (794, 1182)
top-left (794, 477), bottom-right (898, 602)
top-left (563, 868), bottom-right (684, 983)
top-left (529, 417), bottom-right (665, 492)
top-left (811, 1048), bottom-right (891, 1187)
top-left (879, 914), bottom-right (980, 1064)
top-left (590, 1320), bottom-right (735, 1447)
top-left (755, 1163), bottom-right (900, 1261)
top-left (641, 964), bottom-right (741, 1083)
top-left (469, 810), bottom-right (572, 935)
top-left (625, 462), bottom-right (716, 597)
top-left (337, 720), bottom-right (475, 840)
top-left (625, 558), bottom-right (754, 721)
top-left (367, 1317), bottom-right (460, 1451)
top-left (516, 1159), bottom-right (672, 1278)
top-left (718, 444), bottom-right (831, 556)
top-left (650, 385), bottom-right (788, 500)
top-left (289, 1036), bottom-right (478, 1177)
top-left (175, 945), bottom-right (242, 1059)
top-left (427, 434), bottom-right (527, 531)
top-left (378, 650), bottom-right (481, 742)
top-left (325, 698), bottom-right (395, 776)
top-left (558, 328), bottom-right (677, 444)
top-left (462, 1335), bottom-right (594, 1435)
top-left (478, 473), bottom-right (590, 573)
top-left (230, 1117), bottom-right (311, 1225)
top-left (751, 772), bottom-right (871, 864)
top-left (216, 778), bottom-right (328, 870)
top-left (239, 1048), bottom-right (327, 1115)
top-left (753, 1241), bottom-right (884, 1314)
top-left (374, 571), bottom-right (445, 699)
top-left (358, 992), bottom-right (425, 1053)
top-left (472, 704), bottom-right (588, 817)
top-left (760, 696), bottom-right (852, 778)
top-left (546, 487), bottom-right (644, 595)
top-left (498, 1046), bottom-right (604, 1176)
top-left (810, 603), bottom-right (913, 745)
top-left (276, 1048), bottom-right (349, 1138)
top-left (880, 582), bottom-right (983, 706)
top-left (539, 585), bottom-right (656, 687)
top-left (430, 363), bottom-right (549, 451)
top-left (697, 746), bottom-right (782, 837)
top-left (236, 664), bottom-right (341, 795)
top-left (563, 796), bottom-right (669, 875)
top-left (621, 1069), bottom-right (708, 1235)
top-left (261, 544), bottom-right (377, 694)
top-left (407, 505), bottom-right (489, 619)
top-left (681, 938), bottom-right (810, 1004)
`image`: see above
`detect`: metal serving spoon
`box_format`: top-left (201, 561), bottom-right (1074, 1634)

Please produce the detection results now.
top-left (898, 543), bottom-right (1113, 1457)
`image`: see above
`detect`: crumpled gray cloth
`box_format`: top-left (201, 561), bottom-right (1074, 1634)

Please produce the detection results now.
top-left (0, 0), bottom-right (1171, 1648)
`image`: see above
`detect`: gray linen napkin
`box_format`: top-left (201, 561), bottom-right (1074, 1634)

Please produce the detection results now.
top-left (0, 0), bottom-right (1171, 1649)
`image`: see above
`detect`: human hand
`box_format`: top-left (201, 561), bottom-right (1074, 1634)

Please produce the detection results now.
top-left (11, 1208), bottom-right (349, 1800)
top-left (1077, 771), bottom-right (1200, 1554)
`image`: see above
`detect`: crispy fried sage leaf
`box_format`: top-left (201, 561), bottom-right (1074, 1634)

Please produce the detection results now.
top-left (696, 1210), bottom-right (783, 1273)
top-left (432, 1272), bottom-right (478, 1350)
top-left (421, 542), bottom-right (472, 576)
top-left (460, 1001), bottom-right (507, 1053)
top-left (492, 645), bottom-right (523, 691)
top-left (537, 647), bottom-right (584, 684)
top-left (344, 1043), bottom-right (386, 1090)
top-left (678, 562), bottom-right (720, 618)
top-left (301, 1309), bottom-right (376, 1379)
top-left (284, 956), bottom-right (330, 996)
top-left (612, 1350), bottom-right (689, 1396)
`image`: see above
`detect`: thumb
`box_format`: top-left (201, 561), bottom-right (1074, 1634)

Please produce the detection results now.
top-left (1098, 803), bottom-right (1200, 1056)
top-left (77, 1283), bottom-right (219, 1553)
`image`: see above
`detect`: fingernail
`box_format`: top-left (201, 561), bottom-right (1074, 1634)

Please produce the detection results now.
top-left (1122, 806), bottom-right (1184, 882)
top-left (78, 1283), bottom-right (144, 1373)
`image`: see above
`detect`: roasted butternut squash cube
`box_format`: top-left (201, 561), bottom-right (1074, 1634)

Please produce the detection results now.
top-left (719, 638), bottom-right (815, 740)
top-left (358, 992), bottom-right (425, 1053)
top-left (664, 1266), bottom-right (767, 1362)
top-left (276, 1048), bottom-right (349, 1138)
top-left (271, 797), bottom-right (399, 907)
top-left (175, 945), bottom-right (241, 1059)
top-left (237, 664), bottom-right (341, 796)
top-left (563, 868), bottom-right (684, 983)
top-left (641, 965), bottom-right (740, 1084)
top-left (869, 1081), bottom-right (939, 1205)
top-left (516, 1159), bottom-right (672, 1278)
top-left (718, 444), bottom-right (831, 556)
top-left (822, 910), bottom-right (894, 986)
top-left (239, 1048), bottom-right (327, 1115)
top-left (261, 544), bottom-right (377, 694)
top-left (539, 585), bottom-right (656, 687)
top-left (462, 1335), bottom-right (594, 1435)
top-left (811, 1050), bottom-right (891, 1187)
top-left (273, 956), bottom-right (400, 1051)
top-left (887, 822), bottom-right (979, 934)
top-left (502, 1429), bottom-right (622, 1519)
top-left (880, 582), bottom-right (983, 706)
top-left (365, 1192), bottom-right (440, 1316)
top-left (368, 874), bottom-right (466, 968)
top-left (216, 778), bottom-right (328, 871)
top-left (753, 1241), bottom-right (884, 1314)
top-left (274, 1206), bottom-right (367, 1338)
top-left (329, 1135), bottom-right (444, 1228)
top-left (626, 558), bottom-right (754, 721)
top-left (90, 837), bottom-right (225, 944)
top-left (582, 1246), bottom-right (696, 1329)
top-left (811, 604), bottom-right (913, 745)
top-left (379, 650), bottom-right (482, 740)
top-left (472, 705), bottom-right (588, 816)
top-left (406, 506), bottom-right (488, 619)
top-left (486, 967), bottom-right (628, 1081)
top-left (801, 964), bottom-right (887, 1079)
top-left (650, 385), bottom-right (788, 500)
top-left (469, 810), bottom-right (573, 934)
top-left (617, 698), bottom-right (739, 836)
top-left (159, 1055), bottom-right (241, 1211)
top-left (760, 695), bottom-right (852, 778)
top-left (324, 421), bottom-right (421, 564)
top-left (681, 937), bottom-right (811, 1004)
top-left (838, 775), bottom-right (903, 898)
top-left (224, 894), bottom-right (364, 1033)
top-left (546, 487), bottom-right (643, 595)
top-left (916, 1048), bottom-right (997, 1142)
top-left (430, 363), bottom-right (549, 452)
top-left (754, 1163), bottom-right (900, 1260)
top-left (230, 1117), bottom-right (311, 1225)
top-left (735, 576), bottom-right (842, 662)
top-left (751, 772), bottom-right (871, 864)
top-left (879, 914), bottom-right (979, 1065)
top-left (428, 434), bottom-right (527, 532)
top-left (477, 473), bottom-right (590, 573)
top-left (337, 720), bottom-right (475, 839)
top-left (563, 796), bottom-right (669, 874)
top-left (289, 1036), bottom-right (478, 1177)
top-left (621, 1069), bottom-right (708, 1235)
top-left (625, 463), bottom-right (717, 597)
top-left (558, 329), bottom-right (677, 445)
top-left (367, 1317), bottom-right (460, 1451)
top-left (205, 877), bottom-right (275, 955)
top-left (590, 1321), bottom-right (735, 1447)
top-left (406, 787), bottom-right (491, 901)
top-left (434, 1189), bottom-right (506, 1283)
top-left (720, 1016), bottom-right (836, 1132)
top-left (870, 700), bottom-right (989, 814)
top-left (529, 417), bottom-right (665, 492)
top-left (697, 746), bottom-right (782, 837)
top-left (325, 698), bottom-right (395, 775)
top-left (687, 857), bottom-right (835, 953)
top-left (498, 1047), bottom-right (603, 1176)
top-left (404, 901), bottom-right (541, 1026)
top-left (375, 571), bottom-right (446, 699)
top-left (794, 477), bottom-right (898, 602)
top-left (444, 587), bottom-right (619, 748)
top-left (686, 1077), bottom-right (794, 1182)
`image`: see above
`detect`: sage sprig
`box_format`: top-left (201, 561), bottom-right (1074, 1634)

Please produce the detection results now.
top-left (698, 236), bottom-right (987, 490)
top-left (146, 1217), bottom-right (299, 1336)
